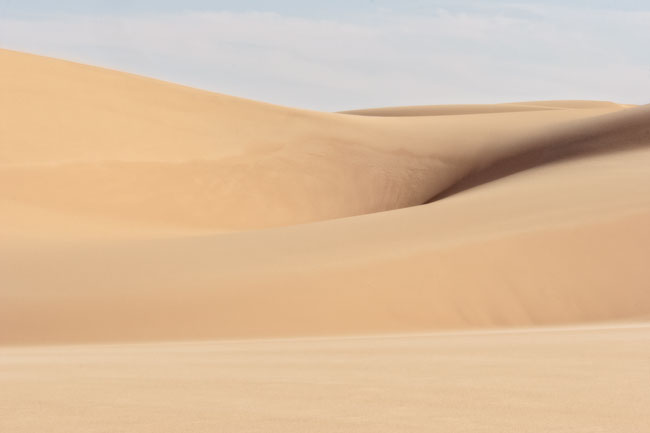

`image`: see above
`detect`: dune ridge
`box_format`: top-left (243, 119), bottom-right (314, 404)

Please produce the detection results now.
top-left (339, 100), bottom-right (626, 117)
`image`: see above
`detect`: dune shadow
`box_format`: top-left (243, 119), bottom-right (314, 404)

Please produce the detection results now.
top-left (428, 104), bottom-right (650, 203)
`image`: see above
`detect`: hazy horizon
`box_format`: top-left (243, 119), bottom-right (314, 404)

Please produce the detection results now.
top-left (1, 1), bottom-right (649, 110)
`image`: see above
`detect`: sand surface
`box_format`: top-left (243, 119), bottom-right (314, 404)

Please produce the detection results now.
top-left (2, 325), bottom-right (650, 433)
top-left (1, 49), bottom-right (649, 431)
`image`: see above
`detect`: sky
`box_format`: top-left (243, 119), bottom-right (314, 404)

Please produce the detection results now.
top-left (1, 0), bottom-right (649, 110)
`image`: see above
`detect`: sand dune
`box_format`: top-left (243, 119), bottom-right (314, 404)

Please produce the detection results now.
top-left (0, 49), bottom-right (636, 231)
top-left (1, 49), bottom-right (650, 344)
top-left (1, 49), bottom-right (649, 431)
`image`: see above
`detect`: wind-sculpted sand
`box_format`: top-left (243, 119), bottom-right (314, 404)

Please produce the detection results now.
top-left (1, 49), bottom-right (649, 432)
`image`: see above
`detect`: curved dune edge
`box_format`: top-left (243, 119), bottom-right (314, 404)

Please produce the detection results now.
top-left (3, 325), bottom-right (649, 433)
top-left (0, 49), bottom-right (649, 345)
top-left (0, 48), bottom-right (643, 231)
top-left (339, 100), bottom-right (628, 117)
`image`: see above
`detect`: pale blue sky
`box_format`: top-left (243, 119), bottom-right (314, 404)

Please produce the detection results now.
top-left (3, 0), bottom-right (650, 16)
top-left (1, 1), bottom-right (649, 109)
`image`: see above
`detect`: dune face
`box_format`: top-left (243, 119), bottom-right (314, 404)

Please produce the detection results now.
top-left (1, 49), bottom-right (650, 342)
top-left (1, 49), bottom-right (650, 432)
top-left (0, 48), bottom-right (639, 231)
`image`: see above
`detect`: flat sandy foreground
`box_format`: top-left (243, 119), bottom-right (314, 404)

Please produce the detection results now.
top-left (2, 325), bottom-right (649, 433)
top-left (1, 48), bottom-right (649, 431)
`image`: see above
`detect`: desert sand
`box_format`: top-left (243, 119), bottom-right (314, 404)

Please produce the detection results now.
top-left (1, 49), bottom-right (649, 431)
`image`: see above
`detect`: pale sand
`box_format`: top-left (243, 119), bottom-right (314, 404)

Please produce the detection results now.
top-left (2, 325), bottom-right (649, 432)
top-left (1, 49), bottom-right (649, 430)
top-left (0, 49), bottom-right (640, 232)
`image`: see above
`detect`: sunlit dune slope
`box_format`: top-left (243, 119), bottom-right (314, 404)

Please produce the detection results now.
top-left (2, 143), bottom-right (650, 344)
top-left (0, 48), bottom-right (633, 230)
top-left (1, 49), bottom-right (649, 345)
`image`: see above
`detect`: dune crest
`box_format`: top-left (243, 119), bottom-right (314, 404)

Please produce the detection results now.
top-left (339, 100), bottom-right (626, 117)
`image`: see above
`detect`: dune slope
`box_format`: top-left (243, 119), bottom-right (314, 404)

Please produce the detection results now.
top-left (0, 48), bottom-right (634, 230)
top-left (1, 50), bottom-right (650, 345)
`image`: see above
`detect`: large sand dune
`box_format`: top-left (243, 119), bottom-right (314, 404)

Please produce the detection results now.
top-left (1, 49), bottom-right (642, 231)
top-left (1, 49), bottom-right (649, 431)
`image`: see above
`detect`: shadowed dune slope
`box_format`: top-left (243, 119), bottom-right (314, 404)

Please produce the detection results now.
top-left (1, 49), bottom-right (649, 345)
